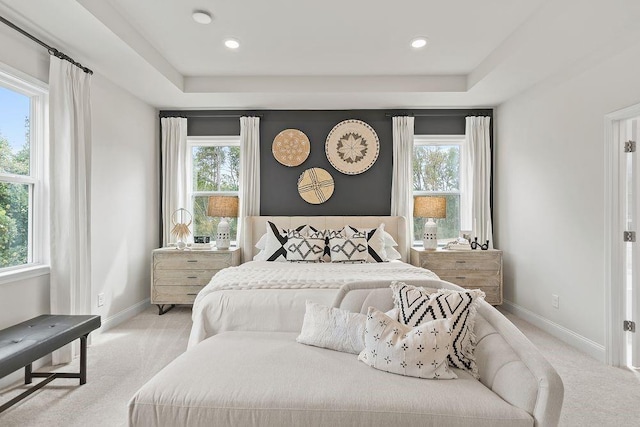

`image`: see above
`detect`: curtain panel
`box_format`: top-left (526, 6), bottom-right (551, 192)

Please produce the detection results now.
top-left (464, 116), bottom-right (493, 247)
top-left (49, 56), bottom-right (93, 364)
top-left (391, 116), bottom-right (414, 257)
top-left (238, 116), bottom-right (260, 260)
top-left (161, 117), bottom-right (188, 246)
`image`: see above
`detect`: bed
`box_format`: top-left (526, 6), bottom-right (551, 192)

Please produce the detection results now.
top-left (187, 216), bottom-right (440, 348)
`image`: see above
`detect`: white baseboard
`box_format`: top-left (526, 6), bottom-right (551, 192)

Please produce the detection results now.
top-left (502, 299), bottom-right (606, 363)
top-left (98, 298), bottom-right (150, 333)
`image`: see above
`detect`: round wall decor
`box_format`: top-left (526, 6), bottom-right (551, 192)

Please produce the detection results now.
top-left (297, 167), bottom-right (334, 204)
top-left (272, 129), bottom-right (310, 167)
top-left (325, 119), bottom-right (380, 175)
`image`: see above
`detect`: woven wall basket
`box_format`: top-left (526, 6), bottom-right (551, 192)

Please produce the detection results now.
top-left (272, 129), bottom-right (310, 167)
top-left (325, 119), bottom-right (380, 175)
top-left (297, 167), bottom-right (335, 204)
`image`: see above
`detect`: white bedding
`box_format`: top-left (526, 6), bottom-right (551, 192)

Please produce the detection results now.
top-left (188, 261), bottom-right (439, 348)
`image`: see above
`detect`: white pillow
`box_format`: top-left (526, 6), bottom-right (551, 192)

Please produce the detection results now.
top-left (329, 236), bottom-right (368, 263)
top-left (382, 228), bottom-right (398, 248)
top-left (255, 233), bottom-right (268, 250)
top-left (385, 246), bottom-right (402, 261)
top-left (297, 301), bottom-right (367, 354)
top-left (358, 307), bottom-right (457, 380)
top-left (286, 236), bottom-right (325, 262)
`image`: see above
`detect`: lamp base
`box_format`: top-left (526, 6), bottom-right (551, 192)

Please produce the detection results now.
top-left (423, 218), bottom-right (438, 250)
top-left (216, 218), bottom-right (231, 250)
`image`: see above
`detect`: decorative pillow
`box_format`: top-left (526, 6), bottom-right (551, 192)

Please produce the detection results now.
top-left (308, 227), bottom-right (345, 261)
top-left (286, 236), bottom-right (325, 262)
top-left (261, 221), bottom-right (307, 261)
top-left (358, 307), bottom-right (457, 380)
top-left (385, 246), bottom-right (402, 261)
top-left (329, 236), bottom-right (368, 263)
top-left (391, 282), bottom-right (485, 377)
top-left (382, 229), bottom-right (398, 248)
top-left (344, 225), bottom-right (387, 262)
top-left (297, 301), bottom-right (367, 354)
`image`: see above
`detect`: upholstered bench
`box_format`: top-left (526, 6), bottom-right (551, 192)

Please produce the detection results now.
top-left (0, 314), bottom-right (101, 412)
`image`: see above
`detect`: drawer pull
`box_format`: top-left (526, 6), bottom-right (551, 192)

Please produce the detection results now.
top-left (456, 276), bottom-right (466, 280)
top-left (187, 260), bottom-right (198, 263)
top-left (187, 276), bottom-right (197, 279)
top-left (455, 260), bottom-right (466, 264)
top-left (187, 293), bottom-right (199, 296)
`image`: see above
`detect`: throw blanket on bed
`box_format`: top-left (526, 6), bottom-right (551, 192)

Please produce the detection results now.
top-left (188, 261), bottom-right (440, 348)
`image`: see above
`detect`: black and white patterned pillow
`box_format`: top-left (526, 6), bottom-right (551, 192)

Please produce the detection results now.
top-left (286, 236), bottom-right (325, 262)
top-left (328, 236), bottom-right (368, 263)
top-left (261, 221), bottom-right (307, 261)
top-left (308, 226), bottom-right (345, 261)
top-left (344, 225), bottom-right (387, 262)
top-left (391, 282), bottom-right (485, 378)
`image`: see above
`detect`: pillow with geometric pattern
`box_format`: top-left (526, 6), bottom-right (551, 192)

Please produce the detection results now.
top-left (328, 236), bottom-right (368, 263)
top-left (344, 224), bottom-right (388, 262)
top-left (358, 306), bottom-right (457, 380)
top-left (391, 281), bottom-right (485, 378)
top-left (260, 221), bottom-right (308, 262)
top-left (286, 236), bottom-right (325, 262)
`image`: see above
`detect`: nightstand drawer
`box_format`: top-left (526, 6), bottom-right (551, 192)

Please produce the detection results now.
top-left (419, 253), bottom-right (501, 271)
top-left (437, 272), bottom-right (501, 289)
top-left (152, 285), bottom-right (204, 304)
top-left (154, 252), bottom-right (233, 270)
top-left (153, 270), bottom-right (217, 287)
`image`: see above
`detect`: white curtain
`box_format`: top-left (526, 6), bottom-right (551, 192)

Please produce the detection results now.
top-left (161, 117), bottom-right (188, 246)
top-left (391, 116), bottom-right (414, 257)
top-left (464, 116), bottom-right (493, 248)
top-left (49, 56), bottom-right (92, 364)
top-left (238, 116), bottom-right (260, 258)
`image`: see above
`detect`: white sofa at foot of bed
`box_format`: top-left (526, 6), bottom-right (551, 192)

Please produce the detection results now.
top-left (129, 281), bottom-right (564, 427)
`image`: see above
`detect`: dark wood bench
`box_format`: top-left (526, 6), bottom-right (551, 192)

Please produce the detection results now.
top-left (0, 314), bottom-right (101, 413)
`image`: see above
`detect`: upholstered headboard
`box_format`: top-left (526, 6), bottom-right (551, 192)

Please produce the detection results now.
top-left (241, 216), bottom-right (408, 264)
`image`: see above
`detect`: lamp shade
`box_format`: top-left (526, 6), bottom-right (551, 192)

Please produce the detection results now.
top-left (207, 196), bottom-right (239, 218)
top-left (413, 196), bottom-right (447, 219)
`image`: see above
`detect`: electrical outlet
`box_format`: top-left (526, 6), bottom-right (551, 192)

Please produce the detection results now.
top-left (552, 294), bottom-right (559, 309)
top-left (98, 293), bottom-right (105, 307)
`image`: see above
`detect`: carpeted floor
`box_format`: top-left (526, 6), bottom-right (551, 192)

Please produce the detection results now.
top-left (0, 305), bottom-right (639, 426)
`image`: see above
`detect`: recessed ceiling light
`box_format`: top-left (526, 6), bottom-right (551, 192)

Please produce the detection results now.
top-left (224, 38), bottom-right (240, 49)
top-left (411, 37), bottom-right (428, 49)
top-left (192, 11), bottom-right (212, 25)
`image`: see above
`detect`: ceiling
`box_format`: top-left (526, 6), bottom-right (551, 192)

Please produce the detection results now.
top-left (0, 0), bottom-right (639, 109)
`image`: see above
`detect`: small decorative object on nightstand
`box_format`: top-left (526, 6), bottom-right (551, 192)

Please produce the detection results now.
top-left (414, 196), bottom-right (447, 250)
top-left (171, 208), bottom-right (192, 250)
top-left (410, 247), bottom-right (503, 305)
top-left (207, 196), bottom-right (239, 250)
top-left (151, 247), bottom-right (241, 315)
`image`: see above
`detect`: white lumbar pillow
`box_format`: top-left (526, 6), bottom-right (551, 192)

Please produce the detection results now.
top-left (297, 301), bottom-right (367, 354)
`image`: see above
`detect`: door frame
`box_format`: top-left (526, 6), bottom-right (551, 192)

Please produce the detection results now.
top-left (604, 102), bottom-right (640, 366)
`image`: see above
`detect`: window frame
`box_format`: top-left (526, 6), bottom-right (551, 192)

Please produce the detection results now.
top-left (412, 134), bottom-right (466, 246)
top-left (186, 135), bottom-right (241, 243)
top-left (0, 63), bottom-right (49, 282)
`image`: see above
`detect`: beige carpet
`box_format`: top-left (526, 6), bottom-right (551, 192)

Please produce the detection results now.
top-left (0, 305), bottom-right (639, 426)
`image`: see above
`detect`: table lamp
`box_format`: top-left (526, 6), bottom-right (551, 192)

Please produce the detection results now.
top-left (207, 196), bottom-right (239, 250)
top-left (413, 196), bottom-right (447, 250)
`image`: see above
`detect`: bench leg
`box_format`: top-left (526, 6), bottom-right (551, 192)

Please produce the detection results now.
top-left (25, 363), bottom-right (32, 384)
top-left (80, 334), bottom-right (87, 385)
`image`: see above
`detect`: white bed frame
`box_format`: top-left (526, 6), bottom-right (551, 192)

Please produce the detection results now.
top-left (241, 216), bottom-right (408, 264)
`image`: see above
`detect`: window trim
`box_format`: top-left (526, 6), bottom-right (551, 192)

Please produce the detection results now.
top-left (0, 62), bottom-right (49, 278)
top-left (412, 134), bottom-right (466, 246)
top-left (186, 135), bottom-right (241, 243)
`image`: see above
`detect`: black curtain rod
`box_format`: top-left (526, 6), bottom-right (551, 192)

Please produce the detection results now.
top-left (160, 113), bottom-right (264, 118)
top-left (384, 112), bottom-right (491, 118)
top-left (0, 15), bottom-right (93, 75)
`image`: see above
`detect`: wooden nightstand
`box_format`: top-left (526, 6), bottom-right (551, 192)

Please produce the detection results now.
top-left (410, 248), bottom-right (503, 305)
top-left (151, 247), bottom-right (241, 314)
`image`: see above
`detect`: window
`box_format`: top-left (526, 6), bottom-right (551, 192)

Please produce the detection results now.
top-left (187, 136), bottom-right (241, 243)
top-left (0, 67), bottom-right (47, 272)
top-left (413, 135), bottom-right (465, 245)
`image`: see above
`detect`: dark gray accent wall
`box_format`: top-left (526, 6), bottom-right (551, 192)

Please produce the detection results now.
top-left (160, 109), bottom-right (492, 216)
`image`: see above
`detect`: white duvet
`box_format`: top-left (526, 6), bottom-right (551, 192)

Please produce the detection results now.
top-left (188, 261), bottom-right (439, 348)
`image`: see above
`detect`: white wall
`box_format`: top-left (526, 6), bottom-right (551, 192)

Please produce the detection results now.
top-left (495, 39), bottom-right (640, 359)
top-left (90, 74), bottom-right (158, 325)
top-left (0, 22), bottom-right (158, 386)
